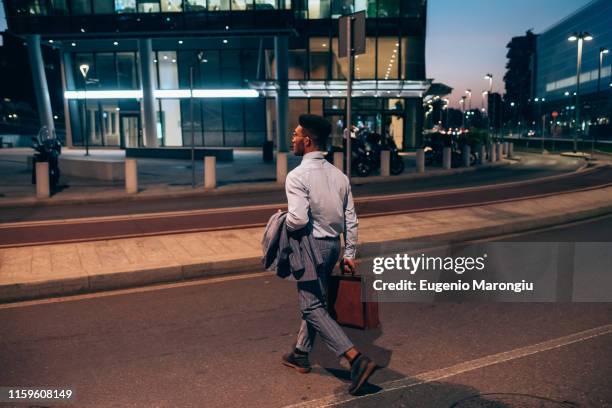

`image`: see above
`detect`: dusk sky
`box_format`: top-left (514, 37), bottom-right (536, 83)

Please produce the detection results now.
top-left (426, 0), bottom-right (592, 108)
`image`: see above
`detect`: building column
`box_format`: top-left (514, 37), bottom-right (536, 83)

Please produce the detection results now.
top-left (89, 109), bottom-right (96, 141)
top-left (138, 38), bottom-right (158, 148)
top-left (59, 51), bottom-right (75, 147)
top-left (266, 99), bottom-right (275, 143)
top-left (26, 35), bottom-right (55, 137)
top-left (403, 97), bottom-right (423, 150)
top-left (274, 36), bottom-right (289, 153)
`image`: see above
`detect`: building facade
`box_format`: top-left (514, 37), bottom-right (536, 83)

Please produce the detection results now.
top-left (534, 0), bottom-right (611, 137)
top-left (2, 0), bottom-right (430, 152)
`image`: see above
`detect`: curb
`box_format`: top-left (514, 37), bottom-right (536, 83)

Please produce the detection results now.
top-left (0, 160), bottom-right (514, 208)
top-left (1, 193), bottom-right (610, 304)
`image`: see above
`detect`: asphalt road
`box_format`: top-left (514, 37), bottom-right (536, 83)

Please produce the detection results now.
top-left (0, 154), bottom-right (585, 223)
top-left (0, 216), bottom-right (610, 407)
top-left (2, 160), bottom-right (610, 248)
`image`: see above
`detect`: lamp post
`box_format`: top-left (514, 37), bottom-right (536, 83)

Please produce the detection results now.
top-left (535, 97), bottom-right (546, 151)
top-left (460, 97), bottom-right (466, 128)
top-left (593, 47), bottom-right (609, 155)
top-left (482, 90), bottom-right (488, 134)
top-left (442, 98), bottom-right (449, 128)
top-left (79, 63), bottom-right (90, 156)
top-left (568, 31), bottom-right (593, 152)
top-left (484, 73), bottom-right (493, 137)
top-left (597, 48), bottom-right (609, 93)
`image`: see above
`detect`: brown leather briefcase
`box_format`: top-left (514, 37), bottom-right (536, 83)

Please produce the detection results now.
top-left (328, 273), bottom-right (380, 330)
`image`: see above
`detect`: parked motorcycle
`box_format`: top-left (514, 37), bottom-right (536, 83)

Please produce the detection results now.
top-left (362, 132), bottom-right (405, 175)
top-left (325, 129), bottom-right (372, 177)
top-left (31, 127), bottom-right (61, 189)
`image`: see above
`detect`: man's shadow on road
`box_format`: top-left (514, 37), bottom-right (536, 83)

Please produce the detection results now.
top-left (306, 326), bottom-right (574, 407)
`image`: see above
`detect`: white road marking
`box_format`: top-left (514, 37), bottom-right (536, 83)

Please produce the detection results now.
top-left (283, 323), bottom-right (612, 408)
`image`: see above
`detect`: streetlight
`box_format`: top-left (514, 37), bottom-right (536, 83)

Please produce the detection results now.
top-left (597, 48), bottom-right (609, 93)
top-left (568, 31), bottom-right (593, 152)
top-left (465, 89), bottom-right (472, 110)
top-left (534, 97), bottom-right (546, 151)
top-left (79, 63), bottom-right (90, 156)
top-left (460, 96), bottom-right (466, 128)
top-left (484, 73), bottom-right (494, 137)
top-left (442, 98), bottom-right (449, 128)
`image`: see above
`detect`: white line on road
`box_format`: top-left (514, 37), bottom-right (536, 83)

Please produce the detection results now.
top-left (283, 323), bottom-right (612, 408)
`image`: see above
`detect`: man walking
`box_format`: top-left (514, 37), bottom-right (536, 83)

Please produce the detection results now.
top-left (281, 114), bottom-right (377, 395)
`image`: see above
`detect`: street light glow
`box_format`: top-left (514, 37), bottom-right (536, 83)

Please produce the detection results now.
top-left (79, 64), bottom-right (89, 78)
top-left (64, 89), bottom-right (260, 99)
top-left (583, 33), bottom-right (593, 41)
top-left (568, 34), bottom-right (578, 42)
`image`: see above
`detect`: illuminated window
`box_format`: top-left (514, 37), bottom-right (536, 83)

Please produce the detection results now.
top-left (161, 0), bottom-right (182, 12)
top-left (184, 0), bottom-right (207, 11)
top-left (308, 0), bottom-right (330, 18)
top-left (309, 37), bottom-right (329, 79)
top-left (115, 0), bottom-right (136, 12)
top-left (354, 38), bottom-right (375, 79)
top-left (208, 0), bottom-right (230, 10)
top-left (377, 37), bottom-right (399, 80)
top-left (138, 0), bottom-right (160, 12)
top-left (157, 51), bottom-right (178, 90)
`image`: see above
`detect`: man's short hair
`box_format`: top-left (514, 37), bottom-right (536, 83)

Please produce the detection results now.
top-left (299, 114), bottom-right (331, 148)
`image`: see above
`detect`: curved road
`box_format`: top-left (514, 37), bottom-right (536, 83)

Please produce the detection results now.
top-left (0, 162), bottom-right (610, 248)
top-left (0, 154), bottom-right (585, 223)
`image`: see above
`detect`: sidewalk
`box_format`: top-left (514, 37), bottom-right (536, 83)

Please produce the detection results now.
top-left (1, 184), bottom-right (610, 303)
top-left (0, 147), bottom-right (513, 207)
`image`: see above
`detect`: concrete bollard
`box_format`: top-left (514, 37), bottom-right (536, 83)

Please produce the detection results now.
top-left (204, 156), bottom-right (216, 189)
top-left (508, 142), bottom-right (514, 159)
top-left (503, 142), bottom-right (509, 156)
top-left (380, 150), bottom-right (390, 177)
top-left (442, 147), bottom-right (452, 170)
top-left (276, 152), bottom-right (288, 184)
top-left (479, 144), bottom-right (486, 165)
top-left (416, 148), bottom-right (425, 173)
top-left (496, 142), bottom-right (503, 161)
top-left (35, 161), bottom-right (50, 198)
top-left (333, 151), bottom-right (343, 172)
top-left (462, 145), bottom-right (471, 168)
top-left (125, 158), bottom-right (138, 194)
top-left (489, 143), bottom-right (497, 162)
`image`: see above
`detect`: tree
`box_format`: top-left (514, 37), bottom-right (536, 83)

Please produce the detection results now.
top-left (503, 30), bottom-right (537, 128)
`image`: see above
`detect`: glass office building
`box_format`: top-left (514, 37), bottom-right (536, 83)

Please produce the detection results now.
top-left (534, 0), bottom-right (611, 133)
top-left (3, 0), bottom-right (430, 151)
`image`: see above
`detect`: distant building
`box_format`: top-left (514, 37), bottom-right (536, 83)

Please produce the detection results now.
top-left (1, 0), bottom-right (431, 152)
top-left (534, 0), bottom-right (611, 138)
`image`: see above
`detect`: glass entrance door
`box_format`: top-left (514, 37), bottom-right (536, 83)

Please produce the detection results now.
top-left (120, 114), bottom-right (141, 148)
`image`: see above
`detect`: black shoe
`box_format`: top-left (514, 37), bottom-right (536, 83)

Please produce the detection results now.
top-left (348, 354), bottom-right (378, 395)
top-left (282, 352), bottom-right (312, 374)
